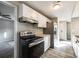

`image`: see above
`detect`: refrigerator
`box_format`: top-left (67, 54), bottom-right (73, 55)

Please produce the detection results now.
top-left (0, 17), bottom-right (14, 58)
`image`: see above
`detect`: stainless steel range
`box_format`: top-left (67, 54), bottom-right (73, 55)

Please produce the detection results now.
top-left (18, 31), bottom-right (44, 58)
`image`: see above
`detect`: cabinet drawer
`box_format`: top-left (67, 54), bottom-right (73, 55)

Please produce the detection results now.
top-left (29, 42), bottom-right (44, 58)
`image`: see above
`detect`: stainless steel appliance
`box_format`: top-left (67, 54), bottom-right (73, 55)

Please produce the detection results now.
top-left (0, 16), bottom-right (14, 58)
top-left (19, 31), bottom-right (44, 58)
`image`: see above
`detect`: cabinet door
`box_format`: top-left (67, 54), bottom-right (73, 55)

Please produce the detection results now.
top-left (72, 36), bottom-right (79, 57)
top-left (73, 43), bottom-right (78, 57)
top-left (44, 36), bottom-right (48, 52)
top-left (22, 4), bottom-right (33, 18)
top-left (19, 4), bottom-right (38, 21)
top-left (37, 13), bottom-right (47, 28)
top-left (77, 46), bottom-right (79, 58)
top-left (42, 17), bottom-right (47, 27)
top-left (31, 10), bottom-right (38, 20)
top-left (44, 35), bottom-right (50, 52)
top-left (43, 22), bottom-right (54, 34)
top-left (19, 4), bottom-right (34, 19)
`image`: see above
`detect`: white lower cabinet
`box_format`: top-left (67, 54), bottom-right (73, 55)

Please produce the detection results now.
top-left (72, 35), bottom-right (79, 58)
top-left (73, 43), bottom-right (78, 57)
top-left (44, 35), bottom-right (50, 52)
top-left (74, 44), bottom-right (79, 58)
top-left (77, 46), bottom-right (79, 58)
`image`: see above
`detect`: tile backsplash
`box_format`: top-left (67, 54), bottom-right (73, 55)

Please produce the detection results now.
top-left (17, 22), bottom-right (43, 36)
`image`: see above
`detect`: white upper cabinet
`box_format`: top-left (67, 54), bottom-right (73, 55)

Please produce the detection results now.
top-left (19, 3), bottom-right (50, 28)
top-left (72, 2), bottom-right (79, 18)
top-left (31, 10), bottom-right (38, 20)
top-left (37, 13), bottom-right (47, 28)
top-left (19, 4), bottom-right (35, 19)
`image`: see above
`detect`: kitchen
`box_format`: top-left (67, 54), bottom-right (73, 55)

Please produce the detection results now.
top-left (0, 1), bottom-right (54, 58)
top-left (0, 1), bottom-right (79, 58)
top-left (17, 2), bottom-right (54, 58)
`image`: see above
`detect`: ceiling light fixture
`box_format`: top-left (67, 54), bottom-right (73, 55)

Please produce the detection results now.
top-left (53, 1), bottom-right (63, 10)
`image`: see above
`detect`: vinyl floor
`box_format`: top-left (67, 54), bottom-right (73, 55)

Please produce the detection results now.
top-left (41, 41), bottom-right (76, 58)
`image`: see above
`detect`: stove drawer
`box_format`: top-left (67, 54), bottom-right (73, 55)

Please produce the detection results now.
top-left (29, 41), bottom-right (44, 58)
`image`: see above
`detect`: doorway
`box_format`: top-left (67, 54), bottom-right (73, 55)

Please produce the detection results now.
top-left (67, 22), bottom-right (71, 40)
top-left (53, 21), bottom-right (75, 57)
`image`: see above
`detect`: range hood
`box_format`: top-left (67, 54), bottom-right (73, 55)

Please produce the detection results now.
top-left (19, 17), bottom-right (38, 24)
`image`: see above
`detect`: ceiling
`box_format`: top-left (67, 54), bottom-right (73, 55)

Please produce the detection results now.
top-left (22, 1), bottom-right (77, 21)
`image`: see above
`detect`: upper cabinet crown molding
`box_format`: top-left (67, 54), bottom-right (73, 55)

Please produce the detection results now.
top-left (19, 3), bottom-right (51, 28)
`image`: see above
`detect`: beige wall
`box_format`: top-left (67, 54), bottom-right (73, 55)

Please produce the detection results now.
top-left (71, 17), bottom-right (79, 36)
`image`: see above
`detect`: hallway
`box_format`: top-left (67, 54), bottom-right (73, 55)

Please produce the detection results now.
top-left (41, 41), bottom-right (76, 58)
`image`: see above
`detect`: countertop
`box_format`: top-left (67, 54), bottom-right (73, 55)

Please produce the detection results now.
top-left (36, 34), bottom-right (50, 37)
top-left (74, 35), bottom-right (79, 46)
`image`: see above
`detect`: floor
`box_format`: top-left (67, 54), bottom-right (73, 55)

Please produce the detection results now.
top-left (41, 41), bottom-right (76, 58)
top-left (0, 42), bottom-right (14, 58)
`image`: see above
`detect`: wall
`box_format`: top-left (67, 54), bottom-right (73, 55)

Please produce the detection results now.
top-left (9, 1), bottom-right (43, 36)
top-left (71, 17), bottom-right (79, 36)
top-left (59, 21), bottom-right (67, 40)
top-left (17, 22), bottom-right (43, 36)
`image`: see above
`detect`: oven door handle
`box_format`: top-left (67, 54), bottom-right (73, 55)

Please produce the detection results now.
top-left (29, 40), bottom-right (44, 47)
